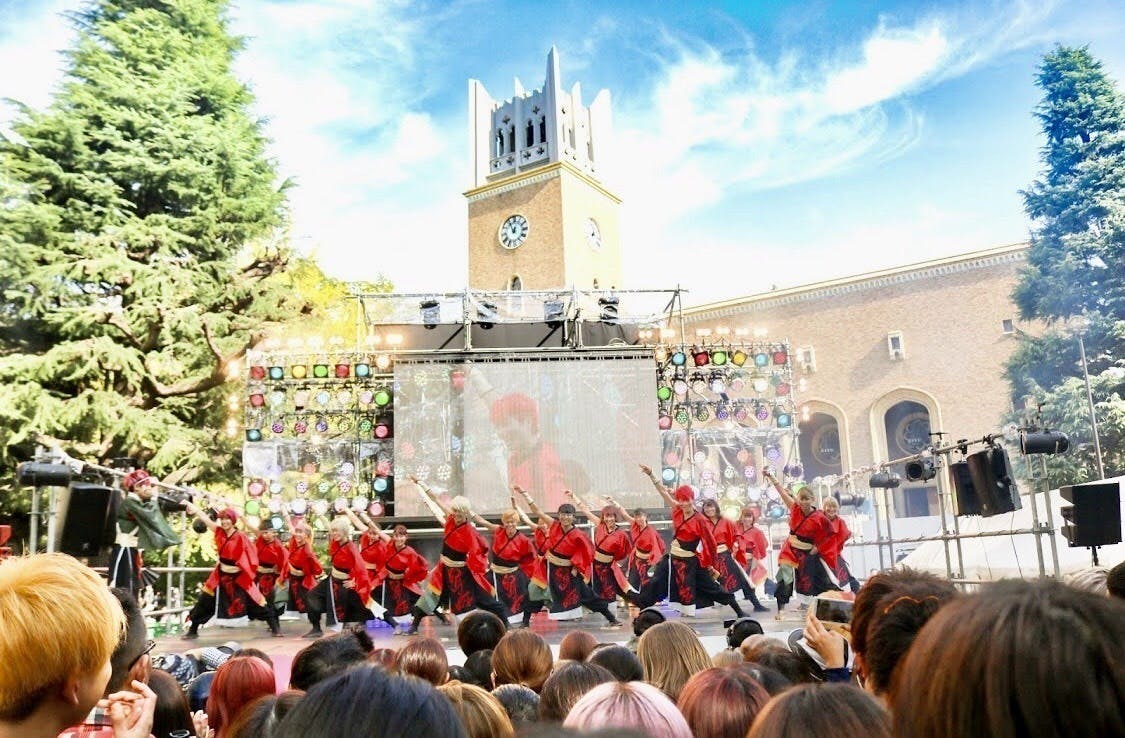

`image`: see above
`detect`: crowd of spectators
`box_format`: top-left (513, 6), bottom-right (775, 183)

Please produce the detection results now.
top-left (1, 553), bottom-right (1123, 738)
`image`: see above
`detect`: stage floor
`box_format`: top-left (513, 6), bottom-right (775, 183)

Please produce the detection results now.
top-left (154, 601), bottom-right (806, 689)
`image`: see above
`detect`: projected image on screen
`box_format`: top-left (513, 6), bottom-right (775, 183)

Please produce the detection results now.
top-left (393, 358), bottom-right (660, 517)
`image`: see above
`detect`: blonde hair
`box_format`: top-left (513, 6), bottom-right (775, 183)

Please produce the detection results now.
top-left (637, 621), bottom-right (712, 701)
top-left (329, 516), bottom-right (351, 536)
top-left (500, 509), bottom-right (520, 526)
top-left (450, 496), bottom-right (472, 515)
top-left (0, 553), bottom-right (125, 721)
top-left (823, 497), bottom-right (840, 511)
top-left (437, 681), bottom-right (514, 738)
top-left (564, 681), bottom-right (693, 738)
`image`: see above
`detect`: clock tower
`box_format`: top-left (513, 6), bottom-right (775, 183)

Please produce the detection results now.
top-left (466, 47), bottom-right (622, 291)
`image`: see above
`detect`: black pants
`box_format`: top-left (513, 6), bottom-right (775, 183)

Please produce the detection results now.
top-left (188, 590), bottom-right (276, 632)
top-left (306, 578), bottom-right (375, 627)
top-left (636, 555), bottom-right (745, 617)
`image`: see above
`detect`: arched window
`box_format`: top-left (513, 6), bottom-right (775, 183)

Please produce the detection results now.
top-left (508, 125), bottom-right (515, 153)
top-left (883, 400), bottom-right (937, 517)
top-left (798, 412), bottom-right (843, 478)
top-left (495, 129), bottom-right (504, 156)
top-left (508, 275), bottom-right (522, 291)
top-left (525, 120), bottom-right (534, 148)
top-left (539, 116), bottom-right (547, 143)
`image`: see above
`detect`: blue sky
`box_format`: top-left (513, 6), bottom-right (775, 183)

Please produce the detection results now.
top-left (2, 0), bottom-right (1124, 304)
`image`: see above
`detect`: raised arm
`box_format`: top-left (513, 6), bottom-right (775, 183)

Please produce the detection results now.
top-left (514, 484), bottom-right (554, 526)
top-left (639, 464), bottom-right (676, 508)
top-left (410, 475), bottom-right (452, 520)
top-left (601, 495), bottom-right (634, 524)
top-left (280, 504), bottom-right (297, 535)
top-left (359, 512), bottom-right (391, 542)
top-left (184, 500), bottom-right (218, 532)
top-left (343, 507), bottom-right (370, 533)
top-left (471, 510), bottom-right (499, 532)
top-left (511, 495), bottom-right (540, 530)
top-left (763, 469), bottom-right (796, 508)
top-left (566, 490), bottom-right (600, 526)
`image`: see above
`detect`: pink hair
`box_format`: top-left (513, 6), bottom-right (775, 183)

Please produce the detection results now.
top-left (121, 469), bottom-right (151, 491)
top-left (564, 681), bottom-right (693, 738)
top-left (217, 508), bottom-right (240, 523)
top-left (206, 656), bottom-right (275, 737)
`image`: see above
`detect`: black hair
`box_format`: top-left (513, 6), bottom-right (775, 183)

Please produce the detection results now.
top-left (463, 649), bottom-right (494, 689)
top-left (491, 683), bottom-right (540, 726)
top-left (631, 606), bottom-right (666, 638)
top-left (1108, 560), bottom-right (1125, 600)
top-left (739, 663), bottom-right (793, 696)
top-left (726, 617), bottom-right (765, 650)
top-left (587, 645), bottom-right (644, 682)
top-left (148, 668), bottom-right (193, 738)
top-left (457, 610), bottom-right (507, 656)
top-left (107, 588), bottom-right (148, 692)
top-left (538, 662), bottom-right (615, 722)
top-left (289, 632), bottom-right (369, 691)
top-left (232, 647), bottom-right (274, 667)
top-left (557, 503), bottom-right (577, 515)
top-left (276, 665), bottom-right (467, 738)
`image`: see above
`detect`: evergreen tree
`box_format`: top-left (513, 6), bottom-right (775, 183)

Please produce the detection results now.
top-left (0, 0), bottom-right (308, 489)
top-left (1007, 46), bottom-right (1125, 485)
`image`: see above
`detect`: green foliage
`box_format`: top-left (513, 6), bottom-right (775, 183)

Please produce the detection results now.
top-left (1008, 46), bottom-right (1125, 482)
top-left (0, 0), bottom-right (311, 505)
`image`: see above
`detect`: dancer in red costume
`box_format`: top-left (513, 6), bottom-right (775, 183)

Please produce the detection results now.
top-left (282, 515), bottom-right (323, 624)
top-left (471, 502), bottom-right (543, 627)
top-left (821, 497), bottom-right (861, 593)
top-left (408, 477), bottom-right (510, 634)
top-left (567, 492), bottom-right (636, 611)
top-left (515, 485), bottom-right (622, 628)
top-left (735, 506), bottom-right (771, 608)
top-left (625, 507), bottom-right (665, 591)
top-left (764, 469), bottom-right (839, 619)
top-left (303, 516), bottom-right (375, 637)
top-left (183, 505), bottom-right (279, 638)
top-left (701, 500), bottom-right (770, 613)
top-left (634, 465), bottom-right (747, 619)
top-left (252, 518), bottom-right (289, 630)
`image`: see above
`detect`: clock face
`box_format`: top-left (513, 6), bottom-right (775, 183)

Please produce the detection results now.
top-left (585, 218), bottom-right (602, 251)
top-left (499, 214), bottom-right (529, 250)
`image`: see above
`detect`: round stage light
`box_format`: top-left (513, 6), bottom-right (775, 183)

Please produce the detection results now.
top-left (673, 379), bottom-right (688, 396)
top-left (663, 450), bottom-right (680, 466)
top-left (249, 393), bottom-right (265, 407)
top-left (658, 414), bottom-right (673, 430)
top-left (756, 406), bottom-right (771, 422)
top-left (245, 515), bottom-right (260, 529)
top-left (245, 429), bottom-right (262, 442)
top-left (694, 404), bottom-right (711, 422)
top-left (744, 466), bottom-right (757, 480)
top-left (369, 501), bottom-right (385, 517)
top-left (731, 350), bottom-right (748, 366)
top-left (314, 417), bottom-right (329, 433)
top-left (715, 404), bottom-right (730, 421)
top-left (765, 445), bottom-right (783, 462)
top-left (754, 353), bottom-right (769, 367)
top-left (657, 386), bottom-right (672, 401)
top-left (247, 480), bottom-right (265, 497)
top-left (317, 481), bottom-right (332, 495)
top-left (671, 351), bottom-right (687, 366)
top-left (270, 420), bottom-right (284, 435)
top-left (291, 364), bottom-right (307, 379)
top-left (776, 413), bottom-right (792, 427)
top-left (661, 468), bottom-right (677, 483)
top-left (373, 477), bottom-right (389, 493)
top-left (249, 365), bottom-right (266, 380)
top-left (674, 406), bottom-right (691, 426)
top-left (355, 363), bottom-right (371, 377)
top-left (290, 499), bottom-right (308, 516)
top-left (352, 496), bottom-right (368, 511)
top-left (245, 500), bottom-right (261, 516)
top-left (693, 349), bottom-right (710, 367)
top-left (269, 481), bottom-right (283, 495)
top-left (693, 450), bottom-right (707, 464)
top-left (312, 364), bottom-right (328, 378)
top-left (747, 486), bottom-right (763, 501)
top-left (773, 350), bottom-right (788, 365)
top-left (733, 404), bottom-right (750, 422)
top-left (332, 497), bottom-right (348, 513)
top-left (710, 376), bottom-right (725, 393)
top-left (268, 499), bottom-right (282, 513)
top-left (776, 382), bottom-right (791, 395)
top-left (373, 389), bottom-right (392, 406)
top-left (711, 350), bottom-right (728, 366)
top-left (335, 363), bottom-right (350, 378)
top-left (293, 389), bottom-right (310, 409)
top-left (375, 354), bottom-right (392, 371)
top-left (374, 422), bottom-right (391, 439)
top-left (268, 366), bottom-right (284, 380)
top-left (690, 373), bottom-right (708, 393)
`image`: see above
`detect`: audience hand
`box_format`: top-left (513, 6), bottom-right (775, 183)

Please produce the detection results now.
top-left (192, 709), bottom-right (214, 738)
top-left (804, 610), bottom-right (848, 669)
top-left (102, 680), bottom-right (156, 738)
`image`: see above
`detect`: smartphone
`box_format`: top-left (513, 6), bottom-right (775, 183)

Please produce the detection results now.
top-left (813, 597), bottom-right (854, 628)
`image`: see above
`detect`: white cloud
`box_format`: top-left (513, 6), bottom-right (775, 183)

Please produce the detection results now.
top-left (0, 0), bottom-right (75, 133)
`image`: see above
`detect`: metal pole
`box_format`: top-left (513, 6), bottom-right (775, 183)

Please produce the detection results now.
top-left (1076, 332), bottom-right (1106, 479)
top-left (29, 486), bottom-right (40, 554)
top-left (1038, 455), bottom-right (1062, 577)
top-left (935, 466), bottom-right (953, 580)
top-left (872, 483), bottom-right (886, 570)
top-left (950, 490), bottom-right (966, 579)
top-left (882, 487), bottom-right (896, 565)
top-left (1021, 453), bottom-right (1047, 578)
top-left (45, 487), bottom-right (58, 554)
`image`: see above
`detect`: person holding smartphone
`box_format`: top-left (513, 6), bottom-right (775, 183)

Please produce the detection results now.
top-left (763, 469), bottom-right (839, 619)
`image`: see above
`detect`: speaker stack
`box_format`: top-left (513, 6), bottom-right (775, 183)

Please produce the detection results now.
top-left (951, 446), bottom-right (1021, 518)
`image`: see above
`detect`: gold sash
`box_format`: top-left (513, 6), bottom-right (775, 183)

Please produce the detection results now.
top-left (670, 541), bottom-right (697, 558)
top-left (547, 552), bottom-right (572, 567)
top-left (490, 563), bottom-right (519, 575)
top-left (441, 555), bottom-right (467, 568)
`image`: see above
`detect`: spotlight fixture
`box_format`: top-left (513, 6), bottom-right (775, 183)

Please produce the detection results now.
top-left (905, 457), bottom-right (938, 481)
top-left (692, 348), bottom-right (710, 367)
top-left (476, 300), bottom-right (498, 329)
top-left (544, 297), bottom-right (566, 327)
top-left (1019, 430), bottom-right (1070, 455)
top-left (869, 471), bottom-right (902, 489)
top-left (598, 295), bottom-right (619, 323)
top-left (420, 298), bottom-right (441, 329)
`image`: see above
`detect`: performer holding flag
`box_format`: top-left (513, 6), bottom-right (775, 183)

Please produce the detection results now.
top-left (109, 468), bottom-right (181, 600)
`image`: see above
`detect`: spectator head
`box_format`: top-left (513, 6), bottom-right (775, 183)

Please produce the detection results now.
top-left (637, 621), bottom-right (711, 701)
top-left (398, 638), bottom-right (449, 686)
top-left (587, 645), bottom-right (644, 682)
top-left (491, 629), bottom-right (553, 693)
top-left (738, 663), bottom-right (792, 696)
top-left (1064, 566), bottom-right (1109, 596)
top-left (1109, 560), bottom-right (1125, 600)
top-left (564, 681), bottom-right (693, 738)
top-left (631, 607), bottom-right (666, 640)
top-left (437, 681), bottom-right (515, 738)
top-left (0, 553), bottom-right (125, 726)
top-left (369, 647), bottom-right (398, 673)
top-left (148, 667), bottom-right (194, 738)
top-left (491, 684), bottom-right (540, 727)
top-left (851, 567), bottom-right (950, 659)
top-left (677, 666), bottom-right (770, 738)
top-left (748, 683), bottom-right (890, 738)
top-left (558, 630), bottom-right (597, 662)
top-left (710, 650), bottom-right (743, 668)
top-left (289, 632), bottom-right (369, 690)
top-left (206, 656), bottom-right (276, 737)
top-left (725, 617), bottom-right (764, 650)
top-left (538, 662), bottom-right (615, 722)
top-left (457, 610), bottom-right (507, 656)
top-left (747, 649), bottom-right (815, 686)
top-left (187, 671), bottom-right (216, 713)
top-left (231, 647), bottom-right (274, 668)
top-left (107, 587), bottom-right (153, 693)
top-left (861, 583), bottom-right (958, 694)
top-left (463, 649), bottom-right (494, 689)
top-left (275, 664), bottom-right (466, 738)
top-left (891, 578), bottom-right (1125, 738)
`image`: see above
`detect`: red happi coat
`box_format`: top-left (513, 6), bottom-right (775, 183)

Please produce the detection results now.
top-left (491, 527), bottom-right (538, 579)
top-left (286, 538), bottom-right (324, 591)
top-left (329, 538), bottom-right (373, 605)
top-left (672, 508), bottom-right (718, 570)
top-left (358, 531), bottom-right (389, 581)
top-left (709, 516), bottom-right (746, 593)
top-left (593, 521), bottom-right (632, 594)
top-left (777, 505), bottom-right (834, 569)
top-left (821, 516), bottom-right (850, 570)
top-left (204, 529), bottom-right (265, 605)
top-left (630, 521), bottom-right (666, 561)
top-left (382, 543), bottom-right (430, 595)
top-left (736, 523), bottom-right (769, 587)
top-left (254, 537), bottom-right (289, 593)
top-left (427, 516), bottom-right (495, 596)
top-left (533, 521), bottom-right (595, 582)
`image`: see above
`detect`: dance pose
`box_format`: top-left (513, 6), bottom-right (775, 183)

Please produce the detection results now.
top-left (471, 502), bottom-right (543, 627)
top-left (566, 492), bottom-right (636, 610)
top-left (108, 469), bottom-right (181, 599)
top-left (735, 506), bottom-right (771, 606)
top-left (763, 470), bottom-right (839, 618)
top-left (303, 516), bottom-right (375, 638)
top-left (253, 518), bottom-right (289, 628)
top-left (626, 507), bottom-right (665, 591)
top-left (821, 497), bottom-right (861, 593)
top-left (283, 516), bottom-right (323, 621)
top-left (408, 477), bottom-right (510, 634)
top-left (183, 505), bottom-right (279, 638)
top-left (634, 465), bottom-right (747, 619)
top-left (515, 485), bottom-right (623, 628)
top-left (701, 499), bottom-right (769, 613)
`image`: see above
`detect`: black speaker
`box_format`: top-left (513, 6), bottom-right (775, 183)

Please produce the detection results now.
top-left (950, 461), bottom-right (981, 516)
top-left (966, 446), bottom-right (1021, 518)
top-left (59, 483), bottom-right (118, 558)
top-left (1059, 481), bottom-right (1122, 548)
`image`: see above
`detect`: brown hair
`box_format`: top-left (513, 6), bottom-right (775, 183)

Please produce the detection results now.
top-left (369, 647), bottom-right (398, 673)
top-left (891, 579), bottom-right (1125, 738)
top-left (677, 667), bottom-right (769, 738)
top-left (538, 661), bottom-right (615, 722)
top-left (862, 582), bottom-right (957, 694)
top-left (851, 567), bottom-right (951, 658)
top-left (437, 681), bottom-right (514, 738)
top-left (558, 629), bottom-right (598, 662)
top-left (637, 621), bottom-right (712, 701)
top-left (748, 683), bottom-right (890, 738)
top-left (491, 629), bottom-right (553, 692)
top-left (397, 638), bottom-right (449, 686)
